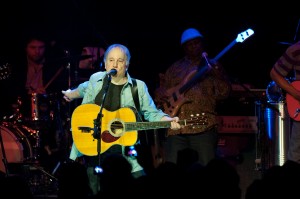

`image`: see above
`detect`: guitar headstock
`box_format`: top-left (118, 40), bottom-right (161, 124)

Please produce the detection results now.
top-left (0, 62), bottom-right (12, 80)
top-left (185, 113), bottom-right (208, 127)
top-left (235, 28), bottom-right (254, 43)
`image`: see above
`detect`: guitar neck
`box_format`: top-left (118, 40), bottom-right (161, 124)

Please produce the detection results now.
top-left (214, 40), bottom-right (236, 61)
top-left (177, 41), bottom-right (230, 94)
top-left (179, 66), bottom-right (209, 94)
top-left (125, 120), bottom-right (187, 131)
top-left (177, 29), bottom-right (253, 95)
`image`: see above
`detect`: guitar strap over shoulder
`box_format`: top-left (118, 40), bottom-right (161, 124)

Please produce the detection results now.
top-left (130, 78), bottom-right (152, 150)
top-left (130, 78), bottom-right (143, 121)
top-left (97, 76), bottom-right (141, 118)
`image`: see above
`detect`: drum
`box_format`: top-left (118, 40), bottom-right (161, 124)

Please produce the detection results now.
top-left (0, 123), bottom-right (33, 173)
top-left (266, 78), bottom-right (294, 102)
top-left (255, 101), bottom-right (290, 170)
top-left (19, 93), bottom-right (56, 129)
top-left (30, 93), bottom-right (54, 121)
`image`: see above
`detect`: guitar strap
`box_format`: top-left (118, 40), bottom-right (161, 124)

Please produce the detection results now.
top-left (130, 78), bottom-right (144, 122)
top-left (130, 78), bottom-right (152, 152)
top-left (96, 76), bottom-right (141, 119)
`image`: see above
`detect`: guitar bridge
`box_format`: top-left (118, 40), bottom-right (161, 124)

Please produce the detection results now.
top-left (78, 126), bottom-right (93, 133)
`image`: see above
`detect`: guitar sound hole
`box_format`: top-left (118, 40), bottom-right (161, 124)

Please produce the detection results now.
top-left (110, 120), bottom-right (124, 137)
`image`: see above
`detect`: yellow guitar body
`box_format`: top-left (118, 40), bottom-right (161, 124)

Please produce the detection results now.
top-left (71, 104), bottom-right (138, 156)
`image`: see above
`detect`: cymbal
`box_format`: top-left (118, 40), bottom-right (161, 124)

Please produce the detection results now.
top-left (60, 54), bottom-right (94, 62)
top-left (79, 55), bottom-right (94, 60)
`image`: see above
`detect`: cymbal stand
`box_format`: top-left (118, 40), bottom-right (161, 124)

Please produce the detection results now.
top-left (65, 49), bottom-right (73, 155)
top-left (63, 49), bottom-right (72, 91)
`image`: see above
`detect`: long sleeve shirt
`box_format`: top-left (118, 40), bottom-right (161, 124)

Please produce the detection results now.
top-left (70, 71), bottom-right (169, 172)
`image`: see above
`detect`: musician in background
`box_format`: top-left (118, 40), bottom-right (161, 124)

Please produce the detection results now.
top-left (12, 31), bottom-right (69, 173)
top-left (67, 43), bottom-right (181, 196)
top-left (21, 33), bottom-right (68, 95)
top-left (270, 41), bottom-right (300, 164)
top-left (154, 28), bottom-right (231, 167)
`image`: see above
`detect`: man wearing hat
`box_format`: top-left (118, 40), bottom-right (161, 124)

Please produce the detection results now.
top-left (154, 28), bottom-right (232, 167)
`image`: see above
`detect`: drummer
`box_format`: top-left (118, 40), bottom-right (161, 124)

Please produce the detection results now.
top-left (24, 34), bottom-right (68, 95)
top-left (4, 31), bottom-right (70, 172)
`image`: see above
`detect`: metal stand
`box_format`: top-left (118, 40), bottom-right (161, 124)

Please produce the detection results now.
top-left (23, 163), bottom-right (59, 197)
top-left (94, 73), bottom-right (113, 169)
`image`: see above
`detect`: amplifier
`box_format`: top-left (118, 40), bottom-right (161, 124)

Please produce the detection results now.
top-left (216, 115), bottom-right (258, 134)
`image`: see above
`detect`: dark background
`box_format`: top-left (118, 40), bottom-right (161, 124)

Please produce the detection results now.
top-left (1, 1), bottom-right (299, 97)
top-left (0, 3), bottom-right (296, 195)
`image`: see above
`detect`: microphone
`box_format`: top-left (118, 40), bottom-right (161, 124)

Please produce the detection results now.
top-left (107, 69), bottom-right (117, 76)
top-left (202, 52), bottom-right (212, 68)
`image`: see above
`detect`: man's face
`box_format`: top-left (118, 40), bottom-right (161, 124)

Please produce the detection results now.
top-left (104, 47), bottom-right (128, 77)
top-left (183, 37), bottom-right (204, 57)
top-left (26, 39), bottom-right (46, 63)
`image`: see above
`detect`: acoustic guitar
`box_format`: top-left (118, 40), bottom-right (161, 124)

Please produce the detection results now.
top-left (71, 104), bottom-right (208, 156)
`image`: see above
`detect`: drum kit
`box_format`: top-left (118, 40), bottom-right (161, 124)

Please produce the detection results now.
top-left (0, 48), bottom-right (100, 196)
top-left (0, 53), bottom-right (95, 175)
top-left (1, 93), bottom-right (52, 170)
top-left (0, 92), bottom-right (63, 195)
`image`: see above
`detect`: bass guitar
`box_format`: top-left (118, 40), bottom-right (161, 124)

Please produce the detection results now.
top-left (157, 29), bottom-right (254, 117)
top-left (71, 104), bottom-right (208, 156)
top-left (286, 81), bottom-right (300, 121)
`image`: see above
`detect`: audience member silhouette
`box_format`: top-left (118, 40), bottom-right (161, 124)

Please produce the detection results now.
top-left (149, 161), bottom-right (183, 197)
top-left (204, 158), bottom-right (241, 199)
top-left (245, 160), bottom-right (300, 199)
top-left (95, 153), bottom-right (136, 197)
top-left (0, 175), bottom-right (34, 199)
top-left (6, 141), bottom-right (300, 199)
top-left (177, 147), bottom-right (200, 171)
top-left (56, 161), bottom-right (92, 199)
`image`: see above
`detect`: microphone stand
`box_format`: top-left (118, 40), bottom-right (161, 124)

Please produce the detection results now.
top-left (93, 74), bottom-right (112, 171)
top-left (63, 49), bottom-right (74, 160)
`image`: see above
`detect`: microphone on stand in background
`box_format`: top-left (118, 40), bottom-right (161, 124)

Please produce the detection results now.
top-left (202, 52), bottom-right (219, 71)
top-left (202, 52), bottom-right (212, 68)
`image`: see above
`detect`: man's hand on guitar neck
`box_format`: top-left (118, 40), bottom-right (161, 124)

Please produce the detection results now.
top-left (161, 116), bottom-right (181, 130)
